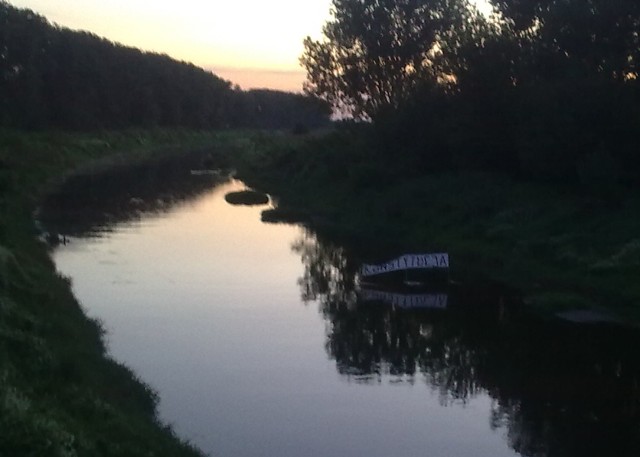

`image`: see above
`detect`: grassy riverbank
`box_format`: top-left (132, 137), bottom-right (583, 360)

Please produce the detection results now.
top-left (0, 129), bottom-right (236, 457)
top-left (2, 127), bottom-right (640, 455)
top-left (231, 130), bottom-right (640, 323)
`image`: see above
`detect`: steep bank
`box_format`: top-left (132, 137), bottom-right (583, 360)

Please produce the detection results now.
top-left (0, 129), bottom-right (236, 457)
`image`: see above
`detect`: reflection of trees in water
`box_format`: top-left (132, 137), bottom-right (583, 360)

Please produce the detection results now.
top-left (293, 230), bottom-right (640, 457)
top-left (483, 324), bottom-right (640, 457)
top-left (39, 150), bottom-right (227, 236)
top-left (291, 230), bottom-right (358, 307)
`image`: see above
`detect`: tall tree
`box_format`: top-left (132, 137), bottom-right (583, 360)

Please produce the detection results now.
top-left (301, 0), bottom-right (485, 119)
top-left (495, 0), bottom-right (640, 81)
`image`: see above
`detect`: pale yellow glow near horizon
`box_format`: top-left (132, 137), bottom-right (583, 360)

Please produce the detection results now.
top-left (10, 0), bottom-right (495, 92)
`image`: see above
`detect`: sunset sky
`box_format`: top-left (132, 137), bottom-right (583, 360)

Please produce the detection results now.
top-left (9, 0), bottom-right (493, 93)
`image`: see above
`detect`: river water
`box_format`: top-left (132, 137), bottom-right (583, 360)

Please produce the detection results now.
top-left (46, 165), bottom-right (640, 457)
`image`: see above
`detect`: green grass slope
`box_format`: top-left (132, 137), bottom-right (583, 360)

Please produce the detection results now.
top-left (0, 129), bottom-right (228, 457)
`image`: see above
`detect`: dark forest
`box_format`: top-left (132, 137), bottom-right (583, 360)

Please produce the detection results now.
top-left (0, 1), bottom-right (331, 131)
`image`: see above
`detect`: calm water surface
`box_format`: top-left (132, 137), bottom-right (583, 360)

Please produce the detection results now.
top-left (48, 171), bottom-right (640, 457)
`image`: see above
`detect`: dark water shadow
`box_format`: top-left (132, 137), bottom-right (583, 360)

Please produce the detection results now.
top-left (38, 150), bottom-right (229, 238)
top-left (293, 229), bottom-right (640, 457)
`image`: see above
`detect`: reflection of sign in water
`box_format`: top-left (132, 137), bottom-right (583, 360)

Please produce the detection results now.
top-left (360, 289), bottom-right (448, 309)
top-left (360, 253), bottom-right (449, 277)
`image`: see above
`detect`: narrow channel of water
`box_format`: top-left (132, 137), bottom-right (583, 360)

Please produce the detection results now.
top-left (47, 170), bottom-right (640, 457)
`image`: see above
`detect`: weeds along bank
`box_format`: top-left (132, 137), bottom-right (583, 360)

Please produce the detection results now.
top-left (233, 129), bottom-right (640, 324)
top-left (0, 129), bottom-right (241, 457)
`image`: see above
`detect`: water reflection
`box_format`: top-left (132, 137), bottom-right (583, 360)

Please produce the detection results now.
top-left (291, 233), bottom-right (358, 306)
top-left (294, 230), bottom-right (640, 457)
top-left (39, 150), bottom-right (228, 237)
top-left (45, 156), bottom-right (640, 457)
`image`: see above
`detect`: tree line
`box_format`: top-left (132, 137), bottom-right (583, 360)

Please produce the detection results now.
top-left (0, 1), bottom-right (331, 131)
top-left (302, 0), bottom-right (640, 193)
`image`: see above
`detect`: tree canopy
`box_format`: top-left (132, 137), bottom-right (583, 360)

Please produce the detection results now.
top-left (302, 0), bottom-right (640, 190)
top-left (300, 0), bottom-right (490, 119)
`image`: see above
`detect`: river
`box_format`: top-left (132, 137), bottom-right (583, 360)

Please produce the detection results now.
top-left (44, 162), bottom-right (640, 457)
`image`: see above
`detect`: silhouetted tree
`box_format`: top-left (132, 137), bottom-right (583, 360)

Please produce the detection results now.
top-left (309, 0), bottom-right (640, 184)
top-left (301, 0), bottom-right (488, 119)
top-left (496, 0), bottom-right (640, 79)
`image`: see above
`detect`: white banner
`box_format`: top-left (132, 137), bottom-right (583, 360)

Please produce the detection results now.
top-left (359, 289), bottom-right (448, 309)
top-left (360, 253), bottom-right (449, 277)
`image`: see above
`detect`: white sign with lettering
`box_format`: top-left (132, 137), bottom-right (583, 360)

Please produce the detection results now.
top-left (360, 253), bottom-right (449, 277)
top-left (360, 289), bottom-right (448, 309)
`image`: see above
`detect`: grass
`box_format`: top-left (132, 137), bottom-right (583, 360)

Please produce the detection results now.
top-left (0, 128), bottom-right (238, 457)
top-left (226, 129), bottom-right (640, 324)
top-left (2, 125), bottom-right (640, 455)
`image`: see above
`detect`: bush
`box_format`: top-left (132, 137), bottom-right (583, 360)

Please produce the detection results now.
top-left (224, 190), bottom-right (269, 206)
top-left (577, 148), bottom-right (622, 203)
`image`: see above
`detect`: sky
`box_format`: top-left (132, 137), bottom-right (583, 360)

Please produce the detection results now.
top-left (9, 0), bottom-right (494, 93)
